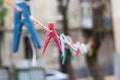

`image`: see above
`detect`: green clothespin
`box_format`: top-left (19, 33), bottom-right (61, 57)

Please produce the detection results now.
top-left (61, 36), bottom-right (77, 65)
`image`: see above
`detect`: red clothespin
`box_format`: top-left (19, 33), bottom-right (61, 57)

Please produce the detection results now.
top-left (42, 22), bottom-right (62, 55)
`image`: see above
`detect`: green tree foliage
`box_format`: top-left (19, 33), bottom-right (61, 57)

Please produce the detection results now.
top-left (0, 0), bottom-right (7, 23)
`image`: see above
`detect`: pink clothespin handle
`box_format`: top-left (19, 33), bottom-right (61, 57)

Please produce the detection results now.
top-left (42, 22), bottom-right (62, 55)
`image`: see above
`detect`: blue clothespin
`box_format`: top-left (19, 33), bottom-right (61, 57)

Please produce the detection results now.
top-left (13, 1), bottom-right (42, 52)
top-left (59, 34), bottom-right (77, 64)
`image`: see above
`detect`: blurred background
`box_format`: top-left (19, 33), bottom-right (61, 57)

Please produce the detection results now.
top-left (0, 0), bottom-right (119, 80)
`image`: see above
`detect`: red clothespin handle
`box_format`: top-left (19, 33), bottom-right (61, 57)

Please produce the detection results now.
top-left (42, 22), bottom-right (62, 55)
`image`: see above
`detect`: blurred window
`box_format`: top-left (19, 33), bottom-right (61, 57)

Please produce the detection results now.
top-left (80, 0), bottom-right (93, 29)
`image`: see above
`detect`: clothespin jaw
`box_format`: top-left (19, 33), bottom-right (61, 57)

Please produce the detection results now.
top-left (62, 48), bottom-right (77, 65)
top-left (13, 2), bottom-right (42, 52)
top-left (62, 48), bottom-right (68, 65)
top-left (42, 22), bottom-right (62, 55)
top-left (61, 36), bottom-right (77, 65)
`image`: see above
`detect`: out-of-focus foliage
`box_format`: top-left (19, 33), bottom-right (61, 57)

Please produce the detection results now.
top-left (0, 0), bottom-right (7, 22)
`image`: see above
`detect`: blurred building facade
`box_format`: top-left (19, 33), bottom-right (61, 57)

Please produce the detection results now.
top-left (1, 0), bottom-right (114, 76)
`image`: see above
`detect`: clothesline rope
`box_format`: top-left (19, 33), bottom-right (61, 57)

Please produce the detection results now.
top-left (3, 0), bottom-right (52, 32)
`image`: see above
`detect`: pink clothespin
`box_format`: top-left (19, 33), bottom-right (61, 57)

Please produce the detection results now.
top-left (42, 22), bottom-right (62, 55)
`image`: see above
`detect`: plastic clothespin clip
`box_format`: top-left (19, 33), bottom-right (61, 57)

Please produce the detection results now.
top-left (59, 33), bottom-right (77, 57)
top-left (42, 22), bottom-right (62, 55)
top-left (62, 36), bottom-right (77, 65)
top-left (13, 1), bottom-right (42, 52)
top-left (74, 42), bottom-right (89, 55)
